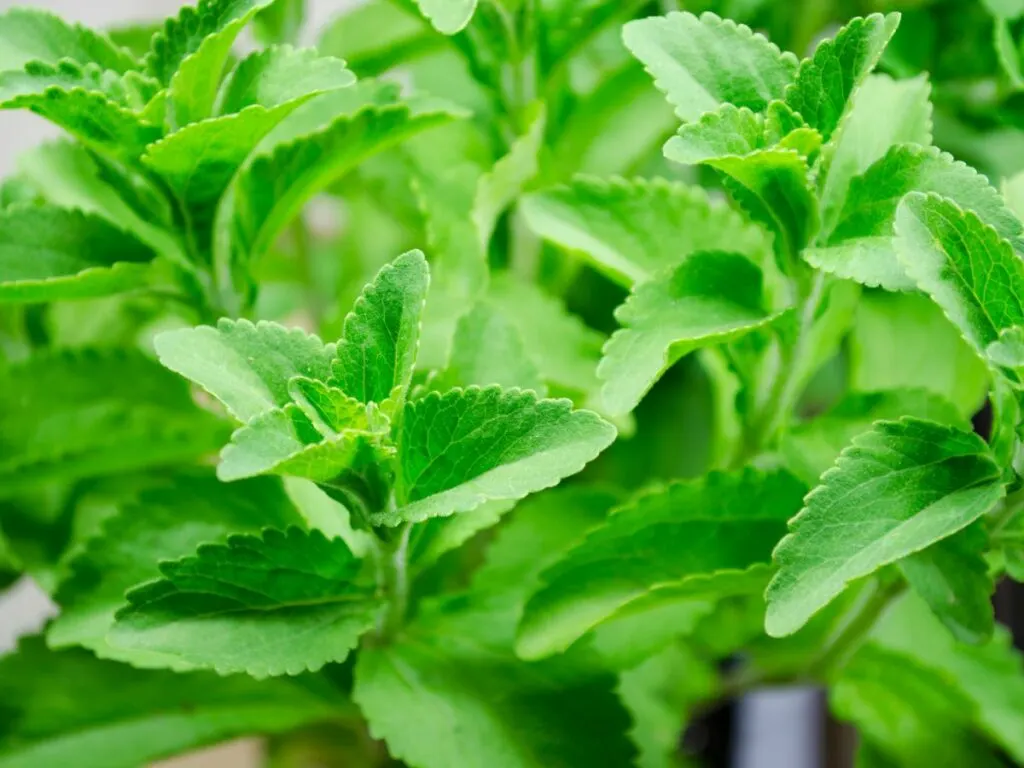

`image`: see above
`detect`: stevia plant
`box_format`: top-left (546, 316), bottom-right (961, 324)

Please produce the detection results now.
top-left (2, 1), bottom-right (1024, 767)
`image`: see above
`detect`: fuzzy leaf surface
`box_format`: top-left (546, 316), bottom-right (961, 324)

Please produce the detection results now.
top-left (383, 387), bottom-right (616, 525)
top-left (622, 11), bottom-right (798, 121)
top-left (110, 527), bottom-right (382, 677)
top-left (766, 418), bottom-right (1004, 637)
top-left (0, 8), bottom-right (136, 72)
top-left (154, 318), bottom-right (335, 422)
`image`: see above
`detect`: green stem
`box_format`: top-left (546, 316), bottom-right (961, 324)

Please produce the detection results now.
top-left (807, 578), bottom-right (905, 680)
top-left (378, 523), bottom-right (412, 640)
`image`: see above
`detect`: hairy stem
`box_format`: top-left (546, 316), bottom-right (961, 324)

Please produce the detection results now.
top-left (378, 523), bottom-right (413, 640)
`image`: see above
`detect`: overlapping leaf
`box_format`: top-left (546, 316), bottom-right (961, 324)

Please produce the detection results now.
top-left (110, 527), bottom-right (382, 677)
top-left (599, 251), bottom-right (781, 416)
top-left (0, 636), bottom-right (341, 768)
top-left (383, 386), bottom-right (616, 525)
top-left (766, 418), bottom-right (1004, 637)
top-left (521, 175), bottom-right (770, 288)
top-left (516, 468), bottom-right (805, 659)
top-left (623, 11), bottom-right (798, 121)
top-left (0, 204), bottom-right (156, 302)
top-left (0, 7), bottom-right (137, 73)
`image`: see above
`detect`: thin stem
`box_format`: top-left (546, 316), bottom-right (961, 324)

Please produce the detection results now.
top-left (807, 578), bottom-right (905, 680)
top-left (379, 523), bottom-right (412, 640)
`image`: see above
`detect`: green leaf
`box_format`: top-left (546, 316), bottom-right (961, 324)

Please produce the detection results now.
top-left (831, 643), bottom-right (1001, 768)
top-left (780, 389), bottom-right (966, 486)
top-left (414, 0), bottom-right (478, 34)
top-left (154, 318), bottom-right (335, 422)
top-left (874, 595), bottom-right (1024, 764)
top-left (0, 636), bottom-right (341, 768)
top-left (664, 104), bottom-right (765, 165)
top-left (0, 349), bottom-right (227, 498)
top-left (149, 0), bottom-right (278, 128)
top-left (354, 608), bottom-right (636, 768)
top-left (522, 175), bottom-right (770, 289)
top-left (217, 99), bottom-right (460, 274)
top-left (437, 301), bottom-right (546, 394)
top-left (599, 251), bottom-right (781, 416)
top-left (317, 1), bottom-right (439, 77)
top-left (623, 11), bottom-right (798, 122)
top-left (217, 46), bottom-right (354, 115)
top-left (0, 61), bottom-right (161, 161)
top-left (49, 475), bottom-right (302, 664)
top-left (708, 149), bottom-right (818, 264)
top-left (516, 468), bottom-right (805, 659)
top-left (0, 204), bottom-right (156, 302)
top-left (383, 386), bottom-right (616, 525)
top-left (899, 523), bottom-right (994, 645)
top-left (895, 194), bottom-right (1024, 363)
top-left (486, 273), bottom-right (607, 408)
top-left (850, 291), bottom-right (990, 418)
top-left (0, 7), bottom-right (137, 73)
top-left (765, 418), bottom-right (1004, 637)
top-left (812, 146), bottom-right (1023, 291)
top-left (110, 527), bottom-right (383, 677)
top-left (783, 13), bottom-right (901, 142)
top-left (330, 250), bottom-right (429, 406)
top-left (817, 73), bottom-right (933, 235)
top-left (253, 0), bottom-right (306, 44)
top-left (142, 48), bottom-right (355, 219)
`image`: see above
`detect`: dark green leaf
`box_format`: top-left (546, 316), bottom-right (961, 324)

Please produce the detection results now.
top-left (766, 418), bottom-right (1004, 637)
top-left (517, 468), bottom-right (805, 659)
top-left (110, 527), bottom-right (383, 677)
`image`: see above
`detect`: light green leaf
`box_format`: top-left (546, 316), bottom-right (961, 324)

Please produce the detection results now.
top-left (0, 636), bottom-right (341, 768)
top-left (330, 250), bottom-right (429, 406)
top-left (150, 0), bottom-right (278, 128)
top-left (831, 643), bottom-right (1001, 768)
top-left (664, 104), bottom-right (764, 165)
top-left (383, 386), bottom-right (616, 525)
top-left (987, 325), bottom-right (1024, 370)
top-left (217, 402), bottom-right (382, 482)
top-left (354, 608), bottom-right (635, 768)
top-left (217, 99), bottom-right (460, 272)
top-left (17, 141), bottom-right (181, 260)
top-left (407, 499), bottom-right (516, 573)
top-left (780, 388), bottom-right (966, 486)
top-left (783, 13), bottom-right (901, 142)
top-left (472, 102), bottom-right (545, 243)
top-left (899, 523), bottom-right (994, 645)
top-left (766, 418), bottom-right (1004, 637)
top-left (623, 11), bottom-right (798, 122)
top-left (817, 73), bottom-right (933, 235)
top-left (874, 595), bottom-right (1024, 764)
top-left (0, 7), bottom-right (136, 73)
top-left (252, 0), bottom-right (306, 44)
top-left (0, 61), bottom-right (161, 161)
top-left (487, 273), bottom-right (608, 408)
top-left (317, 0), bottom-right (439, 77)
top-left (522, 175), bottom-right (770, 288)
top-left (895, 193), bottom-right (1024, 360)
top-left (709, 149), bottom-right (818, 264)
top-left (599, 251), bottom-right (781, 416)
top-left (414, 0), bottom-right (478, 34)
top-left (155, 318), bottom-right (334, 422)
top-left (850, 291), bottom-right (990, 418)
top-left (110, 527), bottom-right (383, 677)
top-left (217, 46), bottom-right (354, 115)
top-left (0, 204), bottom-right (156, 302)
top-left (517, 468), bottom-right (805, 659)
top-left (49, 475), bottom-right (302, 664)
top-left (0, 349), bottom-right (227, 498)
top-left (812, 146), bottom-right (1024, 291)
top-left (437, 301), bottom-right (547, 394)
